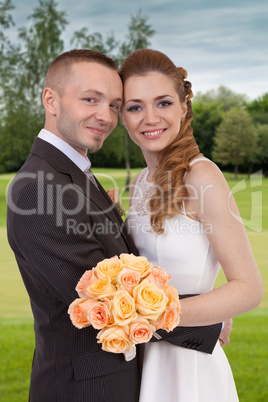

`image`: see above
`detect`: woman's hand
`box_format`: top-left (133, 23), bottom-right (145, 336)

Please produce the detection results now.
top-left (219, 318), bottom-right (233, 346)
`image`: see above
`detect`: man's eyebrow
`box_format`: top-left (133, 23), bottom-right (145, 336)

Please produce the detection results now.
top-left (113, 97), bottom-right (123, 103)
top-left (81, 89), bottom-right (103, 97)
top-left (80, 90), bottom-right (122, 103)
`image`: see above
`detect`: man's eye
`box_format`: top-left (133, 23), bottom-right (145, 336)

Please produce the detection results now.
top-left (110, 104), bottom-right (120, 111)
top-left (85, 98), bottom-right (95, 103)
top-left (126, 105), bottom-right (142, 112)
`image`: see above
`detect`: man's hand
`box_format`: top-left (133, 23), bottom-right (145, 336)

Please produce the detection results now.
top-left (219, 318), bottom-right (233, 346)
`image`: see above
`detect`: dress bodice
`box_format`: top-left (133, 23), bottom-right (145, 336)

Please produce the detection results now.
top-left (126, 158), bottom-right (221, 294)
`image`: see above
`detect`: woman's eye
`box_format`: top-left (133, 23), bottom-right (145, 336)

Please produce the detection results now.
top-left (85, 98), bottom-right (95, 103)
top-left (159, 101), bottom-right (172, 107)
top-left (126, 105), bottom-right (142, 112)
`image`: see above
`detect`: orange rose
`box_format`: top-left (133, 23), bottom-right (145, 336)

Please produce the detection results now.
top-left (107, 189), bottom-right (119, 203)
top-left (96, 256), bottom-right (123, 284)
top-left (146, 266), bottom-right (171, 289)
top-left (75, 269), bottom-right (99, 298)
top-left (133, 279), bottom-right (168, 321)
top-left (129, 315), bottom-right (155, 344)
top-left (120, 253), bottom-right (153, 278)
top-left (165, 285), bottom-right (181, 309)
top-left (162, 302), bottom-right (181, 332)
top-left (150, 313), bottom-right (165, 331)
top-left (117, 268), bottom-right (141, 295)
top-left (97, 325), bottom-right (132, 354)
top-left (68, 298), bottom-right (95, 329)
top-left (87, 298), bottom-right (111, 330)
top-left (86, 276), bottom-right (117, 300)
top-left (112, 290), bottom-right (137, 325)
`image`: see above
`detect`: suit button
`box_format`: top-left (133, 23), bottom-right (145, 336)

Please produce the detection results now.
top-left (182, 341), bottom-right (189, 347)
top-left (196, 344), bottom-right (203, 351)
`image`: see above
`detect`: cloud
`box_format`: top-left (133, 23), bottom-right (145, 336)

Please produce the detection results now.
top-left (6, 0), bottom-right (268, 99)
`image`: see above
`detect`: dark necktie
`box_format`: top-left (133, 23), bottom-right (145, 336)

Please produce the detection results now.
top-left (84, 169), bottom-right (99, 189)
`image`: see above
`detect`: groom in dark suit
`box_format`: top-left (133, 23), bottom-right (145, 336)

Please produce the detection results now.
top-left (7, 49), bottom-right (222, 402)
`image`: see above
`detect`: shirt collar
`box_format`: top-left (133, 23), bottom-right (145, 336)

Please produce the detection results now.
top-left (38, 129), bottom-right (91, 172)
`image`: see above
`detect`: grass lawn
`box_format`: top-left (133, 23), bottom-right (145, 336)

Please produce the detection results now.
top-left (1, 170), bottom-right (268, 401)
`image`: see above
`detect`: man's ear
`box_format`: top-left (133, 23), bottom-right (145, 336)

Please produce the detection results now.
top-left (42, 88), bottom-right (58, 116)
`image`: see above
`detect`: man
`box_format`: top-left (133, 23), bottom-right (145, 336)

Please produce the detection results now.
top-left (7, 49), bottom-right (223, 402)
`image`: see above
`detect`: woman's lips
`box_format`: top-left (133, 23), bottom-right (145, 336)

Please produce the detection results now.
top-left (141, 128), bottom-right (166, 138)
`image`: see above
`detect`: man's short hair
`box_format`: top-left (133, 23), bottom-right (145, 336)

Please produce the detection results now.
top-left (44, 49), bottom-right (118, 95)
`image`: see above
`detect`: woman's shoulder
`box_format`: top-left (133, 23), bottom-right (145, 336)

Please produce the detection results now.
top-left (184, 158), bottom-right (230, 198)
top-left (185, 157), bottom-right (224, 188)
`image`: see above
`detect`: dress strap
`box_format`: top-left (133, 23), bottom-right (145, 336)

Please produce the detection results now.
top-left (189, 156), bottom-right (213, 166)
top-left (182, 157), bottom-right (214, 215)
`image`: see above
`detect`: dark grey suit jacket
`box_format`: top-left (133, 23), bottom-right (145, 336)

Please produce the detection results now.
top-left (7, 138), bottom-right (221, 402)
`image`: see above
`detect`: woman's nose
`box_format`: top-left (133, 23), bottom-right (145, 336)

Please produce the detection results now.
top-left (143, 107), bottom-right (160, 125)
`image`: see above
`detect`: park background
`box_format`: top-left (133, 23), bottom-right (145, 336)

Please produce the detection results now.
top-left (0, 0), bottom-right (267, 401)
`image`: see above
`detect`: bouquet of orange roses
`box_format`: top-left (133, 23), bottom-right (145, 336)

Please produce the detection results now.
top-left (68, 253), bottom-right (181, 361)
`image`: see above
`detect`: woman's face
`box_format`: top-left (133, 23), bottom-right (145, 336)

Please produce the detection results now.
top-left (121, 71), bottom-right (187, 159)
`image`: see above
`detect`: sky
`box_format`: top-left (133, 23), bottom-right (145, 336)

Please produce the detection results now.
top-left (7, 0), bottom-right (268, 100)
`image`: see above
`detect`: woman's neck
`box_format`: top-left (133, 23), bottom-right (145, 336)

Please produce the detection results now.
top-left (142, 150), bottom-right (159, 182)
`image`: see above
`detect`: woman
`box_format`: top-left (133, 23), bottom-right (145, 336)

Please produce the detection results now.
top-left (119, 49), bottom-right (263, 402)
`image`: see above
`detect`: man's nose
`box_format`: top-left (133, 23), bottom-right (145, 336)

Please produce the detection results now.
top-left (94, 105), bottom-right (113, 125)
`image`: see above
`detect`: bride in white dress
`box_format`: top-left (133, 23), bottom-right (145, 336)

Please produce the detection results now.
top-left (119, 49), bottom-right (263, 402)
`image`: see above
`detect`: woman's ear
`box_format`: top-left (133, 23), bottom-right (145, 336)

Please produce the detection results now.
top-left (182, 102), bottom-right (187, 119)
top-left (42, 88), bottom-right (58, 116)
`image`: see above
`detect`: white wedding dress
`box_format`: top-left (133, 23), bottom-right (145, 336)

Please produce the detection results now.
top-left (126, 157), bottom-right (239, 402)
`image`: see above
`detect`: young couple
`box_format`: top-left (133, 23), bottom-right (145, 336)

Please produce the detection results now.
top-left (7, 49), bottom-right (262, 401)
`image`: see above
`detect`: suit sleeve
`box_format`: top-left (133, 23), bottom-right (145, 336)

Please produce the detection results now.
top-left (9, 181), bottom-right (113, 305)
top-left (149, 294), bottom-right (222, 354)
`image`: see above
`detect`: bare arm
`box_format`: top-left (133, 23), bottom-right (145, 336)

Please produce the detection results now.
top-left (179, 161), bottom-right (263, 326)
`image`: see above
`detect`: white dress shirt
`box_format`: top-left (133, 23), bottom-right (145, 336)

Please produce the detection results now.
top-left (38, 129), bottom-right (91, 172)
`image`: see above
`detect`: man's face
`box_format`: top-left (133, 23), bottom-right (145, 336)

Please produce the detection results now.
top-left (55, 62), bottom-right (123, 156)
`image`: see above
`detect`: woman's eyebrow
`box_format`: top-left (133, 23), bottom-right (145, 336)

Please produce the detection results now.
top-left (125, 94), bottom-right (174, 105)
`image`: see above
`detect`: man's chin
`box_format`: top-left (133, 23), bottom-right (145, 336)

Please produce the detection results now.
top-left (87, 141), bottom-right (103, 154)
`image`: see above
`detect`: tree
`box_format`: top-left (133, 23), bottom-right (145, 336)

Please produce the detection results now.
top-left (71, 28), bottom-right (118, 58)
top-left (18, 0), bottom-right (68, 107)
top-left (0, 0), bottom-right (68, 172)
top-left (194, 85), bottom-right (248, 112)
top-left (0, 0), bottom-right (15, 112)
top-left (245, 93), bottom-right (268, 125)
top-left (192, 100), bottom-right (224, 159)
top-left (212, 107), bottom-right (258, 179)
top-left (255, 124), bottom-right (268, 176)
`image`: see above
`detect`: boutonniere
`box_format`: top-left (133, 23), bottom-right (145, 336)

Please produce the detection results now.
top-left (107, 189), bottom-right (126, 217)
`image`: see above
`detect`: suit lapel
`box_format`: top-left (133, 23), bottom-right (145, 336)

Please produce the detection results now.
top-left (30, 138), bottom-right (138, 253)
